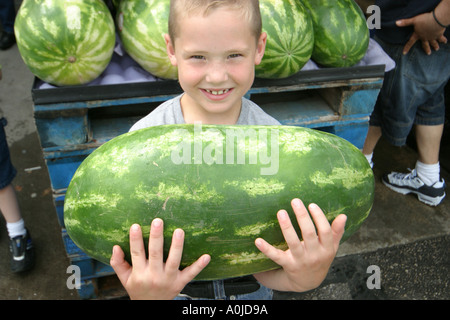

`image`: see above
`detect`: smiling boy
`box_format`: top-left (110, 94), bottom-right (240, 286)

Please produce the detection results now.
top-left (110, 0), bottom-right (347, 300)
top-left (128, 0), bottom-right (279, 129)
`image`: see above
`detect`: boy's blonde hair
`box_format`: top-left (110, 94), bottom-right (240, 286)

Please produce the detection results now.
top-left (168, 0), bottom-right (262, 44)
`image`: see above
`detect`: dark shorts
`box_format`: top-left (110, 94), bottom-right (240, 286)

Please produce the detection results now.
top-left (0, 118), bottom-right (17, 189)
top-left (370, 37), bottom-right (450, 146)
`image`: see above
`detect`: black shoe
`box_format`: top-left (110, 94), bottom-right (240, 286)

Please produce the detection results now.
top-left (9, 229), bottom-right (35, 273)
top-left (0, 31), bottom-right (16, 50)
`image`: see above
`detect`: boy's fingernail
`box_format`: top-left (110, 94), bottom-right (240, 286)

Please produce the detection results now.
top-left (293, 198), bottom-right (301, 207)
top-left (255, 238), bottom-right (264, 249)
top-left (278, 210), bottom-right (288, 220)
top-left (174, 228), bottom-right (184, 238)
top-left (309, 203), bottom-right (319, 210)
top-left (152, 218), bottom-right (162, 227)
top-left (131, 224), bottom-right (140, 231)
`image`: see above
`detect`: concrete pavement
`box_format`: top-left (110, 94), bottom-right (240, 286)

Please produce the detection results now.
top-left (0, 31), bottom-right (449, 300)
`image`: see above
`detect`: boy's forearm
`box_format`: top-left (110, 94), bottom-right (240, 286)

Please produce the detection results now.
top-left (254, 270), bottom-right (316, 293)
top-left (254, 270), bottom-right (293, 292)
top-left (434, 0), bottom-right (450, 27)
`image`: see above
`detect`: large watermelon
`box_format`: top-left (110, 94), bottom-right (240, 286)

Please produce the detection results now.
top-left (117, 0), bottom-right (177, 80)
top-left (301, 0), bottom-right (369, 68)
top-left (14, 0), bottom-right (115, 86)
top-left (256, 0), bottom-right (314, 79)
top-left (64, 124), bottom-right (374, 280)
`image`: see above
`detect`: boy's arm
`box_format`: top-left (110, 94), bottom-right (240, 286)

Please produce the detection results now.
top-left (110, 220), bottom-right (210, 300)
top-left (396, 0), bottom-right (449, 55)
top-left (253, 199), bottom-right (346, 292)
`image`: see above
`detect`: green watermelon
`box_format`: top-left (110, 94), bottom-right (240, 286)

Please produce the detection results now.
top-left (117, 0), bottom-right (177, 80)
top-left (301, 0), bottom-right (369, 68)
top-left (14, 0), bottom-right (115, 86)
top-left (111, 0), bottom-right (120, 9)
top-left (64, 124), bottom-right (374, 280)
top-left (256, 0), bottom-right (314, 79)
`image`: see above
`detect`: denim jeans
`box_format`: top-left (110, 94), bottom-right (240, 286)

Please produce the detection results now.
top-left (175, 280), bottom-right (273, 300)
top-left (0, 117), bottom-right (16, 189)
top-left (369, 36), bottom-right (450, 146)
top-left (0, 0), bottom-right (16, 33)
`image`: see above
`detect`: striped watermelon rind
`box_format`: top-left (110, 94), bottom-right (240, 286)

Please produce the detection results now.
top-left (256, 0), bottom-right (314, 79)
top-left (302, 0), bottom-right (369, 68)
top-left (64, 124), bottom-right (374, 280)
top-left (14, 0), bottom-right (115, 86)
top-left (117, 0), bottom-right (177, 80)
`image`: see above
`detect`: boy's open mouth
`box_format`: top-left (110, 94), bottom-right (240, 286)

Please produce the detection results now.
top-left (201, 88), bottom-right (233, 100)
top-left (204, 88), bottom-right (231, 95)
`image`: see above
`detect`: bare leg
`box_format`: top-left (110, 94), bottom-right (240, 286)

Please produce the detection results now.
top-left (362, 125), bottom-right (382, 155)
top-left (415, 124), bottom-right (444, 165)
top-left (0, 184), bottom-right (22, 223)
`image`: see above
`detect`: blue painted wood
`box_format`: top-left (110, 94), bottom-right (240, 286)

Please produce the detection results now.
top-left (35, 116), bottom-right (88, 148)
top-left (340, 89), bottom-right (381, 116)
top-left (76, 280), bottom-right (96, 299)
top-left (62, 229), bottom-right (115, 278)
top-left (319, 122), bottom-right (370, 150)
top-left (46, 155), bottom-right (86, 190)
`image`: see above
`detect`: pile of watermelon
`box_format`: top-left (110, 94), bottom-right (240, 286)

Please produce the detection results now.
top-left (115, 0), bottom-right (369, 80)
top-left (14, 0), bottom-right (369, 86)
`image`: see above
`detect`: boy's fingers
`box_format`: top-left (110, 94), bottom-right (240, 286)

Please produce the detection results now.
top-left (165, 229), bottom-right (185, 275)
top-left (277, 209), bottom-right (302, 255)
top-left (307, 203), bottom-right (334, 248)
top-left (110, 245), bottom-right (132, 286)
top-left (255, 237), bottom-right (286, 266)
top-left (402, 33), bottom-right (418, 55)
top-left (331, 214), bottom-right (347, 251)
top-left (148, 218), bottom-right (164, 273)
top-left (129, 224), bottom-right (148, 273)
top-left (179, 254), bottom-right (211, 283)
top-left (291, 199), bottom-right (318, 245)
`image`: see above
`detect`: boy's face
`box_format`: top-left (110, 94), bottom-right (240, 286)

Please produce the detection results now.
top-left (165, 8), bottom-right (266, 124)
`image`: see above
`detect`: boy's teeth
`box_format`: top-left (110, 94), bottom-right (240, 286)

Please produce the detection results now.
top-left (206, 89), bottom-right (229, 95)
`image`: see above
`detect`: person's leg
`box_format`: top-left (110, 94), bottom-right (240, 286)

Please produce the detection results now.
top-left (372, 38), bottom-right (449, 205)
top-left (0, 184), bottom-right (22, 223)
top-left (0, 184), bottom-right (27, 240)
top-left (0, 0), bottom-right (16, 50)
top-left (415, 124), bottom-right (444, 165)
top-left (362, 125), bottom-right (382, 167)
top-left (0, 118), bottom-right (34, 272)
top-left (382, 98), bottom-right (447, 206)
top-left (0, 0), bottom-right (16, 33)
top-left (362, 36), bottom-right (409, 167)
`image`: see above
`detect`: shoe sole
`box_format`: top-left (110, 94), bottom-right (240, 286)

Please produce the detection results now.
top-left (382, 179), bottom-right (446, 206)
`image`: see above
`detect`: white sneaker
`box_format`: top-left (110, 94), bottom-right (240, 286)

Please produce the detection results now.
top-left (382, 169), bottom-right (446, 206)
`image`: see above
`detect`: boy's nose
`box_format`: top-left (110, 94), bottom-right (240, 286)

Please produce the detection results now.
top-left (205, 61), bottom-right (229, 84)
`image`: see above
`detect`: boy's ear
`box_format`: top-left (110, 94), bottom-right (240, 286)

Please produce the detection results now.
top-left (254, 32), bottom-right (267, 65)
top-left (164, 34), bottom-right (178, 66)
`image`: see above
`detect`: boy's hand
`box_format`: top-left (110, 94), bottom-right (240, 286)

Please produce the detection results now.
top-left (396, 12), bottom-right (447, 55)
top-left (110, 219), bottom-right (211, 300)
top-left (253, 198), bottom-right (346, 292)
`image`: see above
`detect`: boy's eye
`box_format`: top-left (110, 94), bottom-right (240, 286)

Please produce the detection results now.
top-left (191, 55), bottom-right (205, 60)
top-left (228, 53), bottom-right (242, 59)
